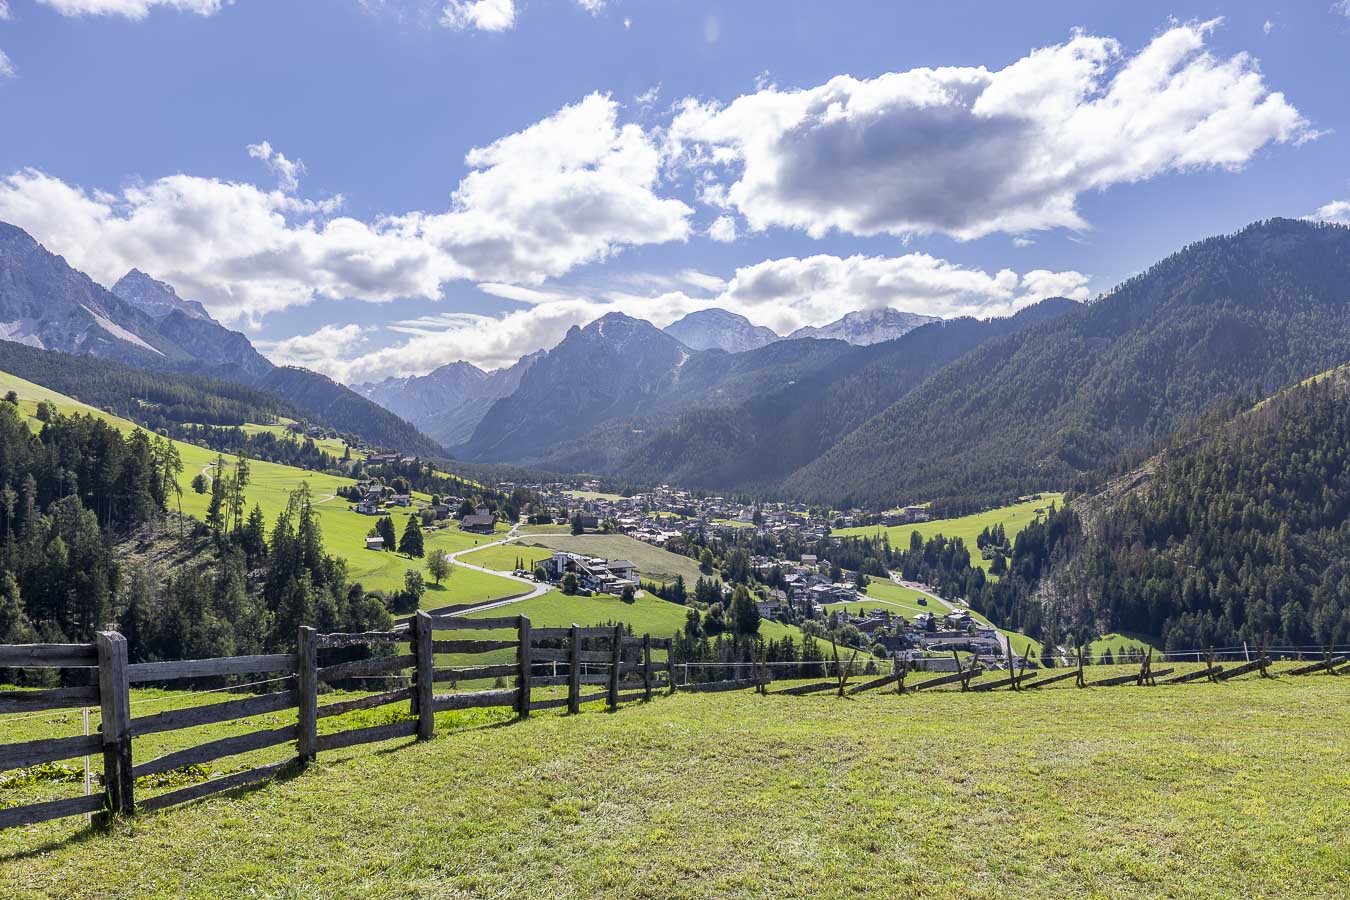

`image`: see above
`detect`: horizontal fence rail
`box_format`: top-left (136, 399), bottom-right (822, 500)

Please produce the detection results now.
top-left (1, 613), bottom-right (672, 834)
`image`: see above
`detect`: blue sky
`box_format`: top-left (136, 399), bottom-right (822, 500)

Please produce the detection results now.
top-left (1, 0), bottom-right (1349, 383)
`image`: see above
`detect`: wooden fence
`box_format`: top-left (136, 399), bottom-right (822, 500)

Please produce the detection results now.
top-left (0, 612), bottom-right (672, 832)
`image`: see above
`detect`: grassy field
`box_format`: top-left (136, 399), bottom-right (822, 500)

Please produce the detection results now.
top-left (494, 534), bottom-right (707, 587)
top-left (0, 369), bottom-right (518, 600)
top-left (1088, 632), bottom-right (1166, 662)
top-left (834, 494), bottom-right (1065, 573)
top-left (2, 677), bottom-right (1346, 897)
top-left (565, 490), bottom-right (624, 502)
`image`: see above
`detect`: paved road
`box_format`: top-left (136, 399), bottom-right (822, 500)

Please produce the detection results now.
top-left (443, 523), bottom-right (551, 612)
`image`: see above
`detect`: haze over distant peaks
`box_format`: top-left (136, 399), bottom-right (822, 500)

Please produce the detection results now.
top-left (663, 308), bottom-right (779, 353)
top-left (788, 308), bottom-right (941, 345)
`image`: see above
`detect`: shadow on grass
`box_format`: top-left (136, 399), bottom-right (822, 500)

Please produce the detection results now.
top-left (0, 759), bottom-right (309, 862)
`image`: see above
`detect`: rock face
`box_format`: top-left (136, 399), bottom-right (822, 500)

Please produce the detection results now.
top-left (0, 221), bottom-right (444, 455)
top-left (458, 311), bottom-right (696, 461)
top-left (787, 308), bottom-right (941, 345)
top-left (663, 308), bottom-right (779, 353)
top-left (354, 351), bottom-right (544, 447)
top-left (111, 269), bottom-right (275, 379)
top-left (0, 223), bottom-right (186, 364)
top-left (111, 269), bottom-right (215, 323)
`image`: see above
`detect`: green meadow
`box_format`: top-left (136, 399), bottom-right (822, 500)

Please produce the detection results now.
top-left (0, 369), bottom-right (515, 598)
top-left (834, 493), bottom-right (1065, 573)
top-left (2, 676), bottom-right (1345, 898)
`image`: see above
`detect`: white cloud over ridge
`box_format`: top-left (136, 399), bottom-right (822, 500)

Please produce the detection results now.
top-left (36, 0), bottom-right (225, 18)
top-left (291, 252), bottom-right (1089, 382)
top-left (668, 20), bottom-right (1311, 241)
top-left (0, 93), bottom-right (691, 325)
top-left (1313, 199), bottom-right (1350, 225)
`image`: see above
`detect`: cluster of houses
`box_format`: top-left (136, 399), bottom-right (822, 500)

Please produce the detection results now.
top-left (827, 606), bottom-right (1013, 669)
top-left (537, 551), bottom-right (640, 595)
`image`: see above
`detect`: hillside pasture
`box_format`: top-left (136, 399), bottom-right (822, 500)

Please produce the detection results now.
top-left (0, 369), bottom-right (520, 600)
top-left (833, 493), bottom-right (1065, 573)
top-left (2, 678), bottom-right (1345, 897)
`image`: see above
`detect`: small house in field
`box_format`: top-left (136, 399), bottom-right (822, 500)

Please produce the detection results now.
top-left (365, 535), bottom-right (384, 551)
top-left (460, 512), bottom-right (496, 534)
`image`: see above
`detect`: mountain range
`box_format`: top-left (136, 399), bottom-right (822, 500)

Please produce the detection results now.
top-left (0, 222), bottom-right (441, 456)
top-left (3, 216), bottom-right (1348, 512)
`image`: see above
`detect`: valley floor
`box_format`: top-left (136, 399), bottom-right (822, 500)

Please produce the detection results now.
top-left (3, 677), bottom-right (1347, 898)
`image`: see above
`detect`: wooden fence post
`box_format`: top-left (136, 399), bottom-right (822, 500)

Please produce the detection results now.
top-left (516, 615), bottom-right (532, 718)
top-left (1075, 644), bottom-right (1086, 688)
top-left (95, 631), bottom-right (133, 823)
top-left (414, 611), bottom-right (435, 739)
top-left (607, 625), bottom-right (623, 710)
top-left (567, 624), bottom-right (581, 714)
top-left (666, 642), bottom-right (676, 695)
top-left (297, 626), bottom-right (318, 762)
top-left (642, 634), bottom-right (653, 702)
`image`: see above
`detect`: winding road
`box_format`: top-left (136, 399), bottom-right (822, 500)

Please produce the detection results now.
top-left (441, 523), bottom-right (551, 612)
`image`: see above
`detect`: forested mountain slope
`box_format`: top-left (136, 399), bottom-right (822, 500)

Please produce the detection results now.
top-left (1038, 370), bottom-right (1350, 653)
top-left (457, 312), bottom-right (853, 463)
top-left (786, 219), bottom-right (1350, 509)
top-left (544, 299), bottom-right (1077, 489)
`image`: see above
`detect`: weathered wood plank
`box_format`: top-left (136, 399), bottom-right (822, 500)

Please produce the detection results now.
top-left (131, 725), bottom-right (298, 779)
top-left (771, 681), bottom-right (837, 696)
top-left (317, 654), bottom-right (414, 683)
top-left (614, 689), bottom-right (647, 704)
top-left (1216, 659), bottom-right (1266, 681)
top-left (568, 624), bottom-right (582, 715)
top-left (517, 615), bottom-right (532, 718)
top-left (0, 733), bottom-right (102, 771)
top-left (138, 760), bottom-right (291, 813)
top-left (414, 611), bottom-right (435, 740)
top-left (846, 673), bottom-right (901, 695)
top-left (0, 793), bottom-right (104, 830)
top-left (529, 696), bottom-right (571, 711)
top-left (131, 690), bottom-right (298, 737)
top-left (531, 626), bottom-right (614, 640)
top-left (1286, 656), bottom-right (1347, 676)
top-left (314, 630), bottom-right (407, 649)
top-left (426, 615), bottom-right (520, 631)
top-left (1162, 666), bottom-right (1224, 684)
top-left (314, 720), bottom-right (417, 753)
top-left (531, 648), bottom-right (570, 663)
top-left (607, 625), bottom-right (623, 710)
top-left (1024, 669), bottom-right (1079, 689)
top-left (971, 673), bottom-right (1039, 692)
top-left (128, 654), bottom-right (295, 683)
top-left (0, 643), bottom-right (96, 669)
top-left (576, 690), bottom-right (610, 704)
top-left (95, 631), bottom-right (133, 821)
top-left (432, 663), bottom-right (519, 683)
top-left (317, 687), bottom-right (413, 719)
top-left (296, 627), bottom-right (318, 762)
top-left (430, 640), bottom-right (517, 655)
top-left (649, 637), bottom-right (672, 649)
top-left (676, 678), bottom-right (761, 694)
top-left (431, 689), bottom-right (516, 712)
top-left (0, 686), bottom-right (100, 714)
top-left (531, 674), bottom-right (609, 687)
top-left (910, 667), bottom-right (983, 692)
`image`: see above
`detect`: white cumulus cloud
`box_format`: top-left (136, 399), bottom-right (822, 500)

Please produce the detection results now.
top-left (304, 252), bottom-right (1089, 381)
top-left (35, 0), bottom-right (226, 18)
top-left (0, 50), bottom-right (13, 80)
top-left (707, 215), bottom-right (737, 243)
top-left (441, 0), bottom-right (514, 31)
top-left (0, 93), bottom-right (690, 326)
top-left (246, 141), bottom-right (305, 193)
top-left (1312, 199), bottom-right (1350, 225)
top-left (668, 20), bottom-right (1311, 241)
